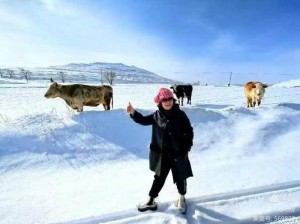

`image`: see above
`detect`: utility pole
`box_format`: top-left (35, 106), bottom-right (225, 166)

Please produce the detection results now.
top-left (228, 72), bottom-right (232, 87)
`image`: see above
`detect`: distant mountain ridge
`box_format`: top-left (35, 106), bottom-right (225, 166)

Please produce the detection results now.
top-left (0, 62), bottom-right (178, 84)
top-left (35, 62), bottom-right (177, 84)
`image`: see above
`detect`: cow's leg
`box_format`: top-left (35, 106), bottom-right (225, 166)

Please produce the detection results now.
top-left (77, 104), bottom-right (83, 112)
top-left (257, 100), bottom-right (261, 106)
top-left (247, 97), bottom-right (251, 108)
top-left (104, 97), bottom-right (111, 110)
top-left (70, 101), bottom-right (78, 111)
top-left (102, 103), bottom-right (107, 110)
top-left (249, 97), bottom-right (255, 107)
top-left (70, 102), bottom-right (76, 110)
top-left (181, 98), bottom-right (183, 106)
top-left (253, 99), bottom-right (256, 107)
top-left (73, 98), bottom-right (84, 112)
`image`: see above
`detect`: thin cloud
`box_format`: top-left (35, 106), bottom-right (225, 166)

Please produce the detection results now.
top-left (39, 0), bottom-right (79, 16)
top-left (211, 34), bottom-right (243, 57)
top-left (0, 7), bottom-right (32, 29)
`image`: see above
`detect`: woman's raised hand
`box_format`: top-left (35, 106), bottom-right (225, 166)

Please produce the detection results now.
top-left (126, 102), bottom-right (135, 114)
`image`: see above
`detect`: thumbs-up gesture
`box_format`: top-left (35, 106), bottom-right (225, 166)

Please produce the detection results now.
top-left (126, 102), bottom-right (135, 115)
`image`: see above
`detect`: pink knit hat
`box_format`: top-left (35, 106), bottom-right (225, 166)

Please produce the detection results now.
top-left (154, 88), bottom-right (174, 104)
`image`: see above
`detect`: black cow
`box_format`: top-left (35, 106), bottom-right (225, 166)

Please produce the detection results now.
top-left (170, 84), bottom-right (193, 106)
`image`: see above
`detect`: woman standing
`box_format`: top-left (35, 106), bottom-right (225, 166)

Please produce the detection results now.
top-left (126, 87), bottom-right (194, 214)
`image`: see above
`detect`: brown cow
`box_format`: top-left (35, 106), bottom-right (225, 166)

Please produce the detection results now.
top-left (244, 81), bottom-right (268, 108)
top-left (44, 82), bottom-right (113, 112)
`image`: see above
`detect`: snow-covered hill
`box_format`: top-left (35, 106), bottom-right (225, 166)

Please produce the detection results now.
top-left (271, 79), bottom-right (300, 88)
top-left (0, 62), bottom-right (177, 84)
top-left (0, 80), bottom-right (300, 224)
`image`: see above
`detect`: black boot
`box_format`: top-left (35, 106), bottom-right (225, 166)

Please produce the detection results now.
top-left (137, 197), bottom-right (157, 212)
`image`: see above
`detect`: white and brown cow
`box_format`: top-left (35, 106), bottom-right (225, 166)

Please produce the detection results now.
top-left (244, 81), bottom-right (268, 108)
top-left (44, 82), bottom-right (113, 112)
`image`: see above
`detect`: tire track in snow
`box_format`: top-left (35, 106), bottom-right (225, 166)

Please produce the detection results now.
top-left (58, 180), bottom-right (300, 224)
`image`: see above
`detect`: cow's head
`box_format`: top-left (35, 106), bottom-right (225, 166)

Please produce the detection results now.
top-left (254, 82), bottom-right (268, 96)
top-left (170, 84), bottom-right (177, 92)
top-left (44, 82), bottom-right (61, 98)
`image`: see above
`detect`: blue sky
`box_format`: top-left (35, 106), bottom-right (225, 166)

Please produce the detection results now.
top-left (1, 0), bottom-right (300, 84)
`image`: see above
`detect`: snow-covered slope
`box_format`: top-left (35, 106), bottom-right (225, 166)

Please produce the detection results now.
top-left (0, 80), bottom-right (300, 224)
top-left (0, 77), bottom-right (26, 84)
top-left (1, 62), bottom-right (177, 84)
top-left (271, 79), bottom-right (300, 88)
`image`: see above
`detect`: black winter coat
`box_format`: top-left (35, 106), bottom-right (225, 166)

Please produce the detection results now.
top-left (130, 104), bottom-right (193, 183)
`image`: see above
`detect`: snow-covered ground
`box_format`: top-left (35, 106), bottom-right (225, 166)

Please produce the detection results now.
top-left (0, 78), bottom-right (300, 224)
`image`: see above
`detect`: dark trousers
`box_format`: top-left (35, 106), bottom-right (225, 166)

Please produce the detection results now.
top-left (149, 155), bottom-right (187, 198)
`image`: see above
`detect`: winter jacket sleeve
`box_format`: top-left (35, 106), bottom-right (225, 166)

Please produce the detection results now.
top-left (130, 110), bottom-right (155, 126)
top-left (181, 111), bottom-right (194, 153)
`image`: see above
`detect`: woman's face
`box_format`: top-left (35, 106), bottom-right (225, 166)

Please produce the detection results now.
top-left (161, 97), bottom-right (174, 110)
